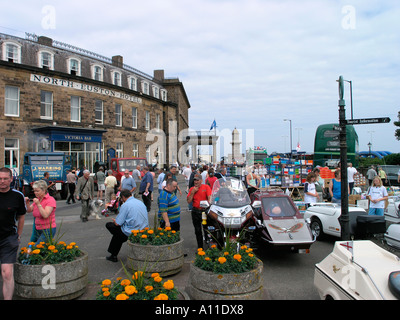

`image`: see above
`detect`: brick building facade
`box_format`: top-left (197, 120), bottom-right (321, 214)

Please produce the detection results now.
top-left (0, 32), bottom-right (190, 173)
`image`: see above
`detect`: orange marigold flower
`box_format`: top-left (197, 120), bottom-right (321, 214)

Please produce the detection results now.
top-left (120, 279), bottom-right (131, 286)
top-left (234, 254), bottom-right (242, 261)
top-left (103, 291), bottom-right (110, 297)
top-left (48, 245), bottom-right (55, 250)
top-left (116, 293), bottom-right (129, 300)
top-left (154, 276), bottom-right (163, 283)
top-left (141, 234), bottom-right (147, 239)
top-left (151, 273), bottom-right (160, 278)
top-left (132, 271), bottom-right (143, 279)
top-left (145, 285), bottom-right (153, 292)
top-left (32, 249), bottom-right (40, 254)
top-left (211, 244), bottom-right (217, 248)
top-left (205, 257), bottom-right (211, 261)
top-left (147, 229), bottom-right (154, 234)
top-left (248, 253), bottom-right (254, 258)
top-left (197, 248), bottom-right (203, 252)
top-left (218, 257), bottom-right (227, 264)
top-left (125, 285), bottom-right (138, 295)
top-left (197, 250), bottom-right (206, 256)
top-left (102, 279), bottom-right (112, 286)
top-left (224, 251), bottom-right (229, 256)
top-left (165, 226), bottom-right (171, 231)
top-left (154, 293), bottom-right (169, 300)
top-left (163, 280), bottom-right (174, 290)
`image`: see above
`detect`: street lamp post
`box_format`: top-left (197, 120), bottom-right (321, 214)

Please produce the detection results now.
top-left (344, 79), bottom-right (353, 120)
top-left (283, 119), bottom-right (292, 159)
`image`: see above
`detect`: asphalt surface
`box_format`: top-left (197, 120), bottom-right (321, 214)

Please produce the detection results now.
top-left (2, 175), bottom-right (399, 301)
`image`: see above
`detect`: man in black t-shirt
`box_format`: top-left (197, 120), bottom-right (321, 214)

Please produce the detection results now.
top-left (0, 167), bottom-right (26, 300)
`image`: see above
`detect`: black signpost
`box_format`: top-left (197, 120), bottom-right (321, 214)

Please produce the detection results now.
top-left (336, 76), bottom-right (391, 240)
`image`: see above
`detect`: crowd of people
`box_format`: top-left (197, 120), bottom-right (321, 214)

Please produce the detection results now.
top-left (0, 161), bottom-right (397, 299)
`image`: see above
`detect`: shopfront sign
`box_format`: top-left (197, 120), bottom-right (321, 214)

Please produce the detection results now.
top-left (30, 74), bottom-right (142, 104)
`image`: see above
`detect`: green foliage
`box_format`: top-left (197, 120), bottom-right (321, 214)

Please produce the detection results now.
top-left (128, 227), bottom-right (180, 245)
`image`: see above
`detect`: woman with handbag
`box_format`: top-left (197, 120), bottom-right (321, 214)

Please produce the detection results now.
top-left (74, 170), bottom-right (94, 222)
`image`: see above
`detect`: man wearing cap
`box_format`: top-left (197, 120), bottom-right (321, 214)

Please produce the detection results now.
top-left (187, 174), bottom-right (212, 249)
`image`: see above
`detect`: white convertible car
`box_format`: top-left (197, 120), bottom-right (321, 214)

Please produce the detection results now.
top-left (304, 203), bottom-right (368, 239)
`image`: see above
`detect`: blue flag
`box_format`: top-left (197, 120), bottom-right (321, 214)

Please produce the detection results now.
top-left (210, 119), bottom-right (217, 130)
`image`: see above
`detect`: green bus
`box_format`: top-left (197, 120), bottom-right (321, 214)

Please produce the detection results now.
top-left (313, 124), bottom-right (359, 168)
top-left (246, 147), bottom-right (268, 165)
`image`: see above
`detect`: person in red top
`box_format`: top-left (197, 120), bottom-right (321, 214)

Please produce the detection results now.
top-left (187, 174), bottom-right (212, 249)
top-left (205, 168), bottom-right (218, 191)
top-left (26, 180), bottom-right (57, 243)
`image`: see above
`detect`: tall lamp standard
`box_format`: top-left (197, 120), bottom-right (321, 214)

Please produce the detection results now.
top-left (283, 119), bottom-right (292, 159)
top-left (343, 79), bottom-right (353, 120)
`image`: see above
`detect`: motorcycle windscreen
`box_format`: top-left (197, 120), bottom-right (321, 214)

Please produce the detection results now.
top-left (263, 219), bottom-right (314, 244)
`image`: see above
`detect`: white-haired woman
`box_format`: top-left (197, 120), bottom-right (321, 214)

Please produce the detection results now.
top-left (26, 180), bottom-right (57, 243)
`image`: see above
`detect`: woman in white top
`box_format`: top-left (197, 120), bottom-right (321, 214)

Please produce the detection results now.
top-left (304, 172), bottom-right (319, 206)
top-left (367, 176), bottom-right (388, 216)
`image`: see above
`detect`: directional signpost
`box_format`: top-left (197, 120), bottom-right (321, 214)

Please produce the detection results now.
top-left (336, 75), bottom-right (391, 240)
top-left (346, 117), bottom-right (390, 125)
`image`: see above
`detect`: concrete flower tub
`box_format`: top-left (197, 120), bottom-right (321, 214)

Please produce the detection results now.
top-left (186, 259), bottom-right (264, 300)
top-left (14, 251), bottom-right (88, 300)
top-left (126, 239), bottom-right (184, 277)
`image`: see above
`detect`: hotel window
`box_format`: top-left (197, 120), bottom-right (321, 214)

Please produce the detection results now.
top-left (142, 81), bottom-right (149, 95)
top-left (128, 76), bottom-right (137, 91)
top-left (156, 114), bottom-right (161, 130)
top-left (38, 50), bottom-right (54, 69)
top-left (4, 86), bottom-right (19, 117)
top-left (95, 100), bottom-right (103, 124)
top-left (4, 138), bottom-right (19, 170)
top-left (160, 89), bottom-right (167, 102)
top-left (92, 65), bottom-right (103, 81)
top-left (145, 111), bottom-right (150, 131)
top-left (132, 143), bottom-right (138, 157)
top-left (40, 90), bottom-right (53, 119)
top-left (116, 143), bottom-right (123, 158)
top-left (2, 42), bottom-right (21, 63)
top-left (153, 86), bottom-right (160, 99)
top-left (112, 70), bottom-right (122, 86)
top-left (68, 58), bottom-right (81, 75)
top-left (132, 107), bottom-right (137, 129)
top-left (71, 96), bottom-right (81, 122)
top-left (115, 104), bottom-right (122, 126)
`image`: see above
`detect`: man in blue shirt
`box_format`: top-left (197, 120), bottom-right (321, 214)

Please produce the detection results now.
top-left (105, 189), bottom-right (148, 262)
top-left (158, 178), bottom-right (181, 231)
top-left (120, 169), bottom-right (136, 194)
top-left (139, 167), bottom-right (153, 212)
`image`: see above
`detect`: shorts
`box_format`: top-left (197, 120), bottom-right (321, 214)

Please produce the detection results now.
top-left (98, 184), bottom-right (105, 191)
top-left (0, 234), bottom-right (19, 264)
top-left (368, 208), bottom-right (384, 216)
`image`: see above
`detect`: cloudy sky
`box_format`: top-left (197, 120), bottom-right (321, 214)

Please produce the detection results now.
top-left (1, 0), bottom-right (399, 158)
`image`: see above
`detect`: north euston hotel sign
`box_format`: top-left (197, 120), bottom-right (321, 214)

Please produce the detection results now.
top-left (30, 74), bottom-right (143, 103)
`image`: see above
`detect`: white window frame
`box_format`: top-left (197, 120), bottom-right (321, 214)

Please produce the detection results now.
top-left (4, 86), bottom-right (20, 117)
top-left (91, 64), bottom-right (103, 81)
top-left (141, 81), bottom-right (149, 95)
top-left (40, 90), bottom-right (53, 119)
top-left (128, 75), bottom-right (137, 91)
top-left (95, 99), bottom-right (103, 125)
top-left (132, 143), bottom-right (138, 157)
top-left (67, 57), bottom-right (81, 76)
top-left (156, 114), bottom-right (161, 130)
top-left (152, 85), bottom-right (160, 99)
top-left (145, 110), bottom-right (150, 131)
top-left (38, 49), bottom-right (54, 70)
top-left (160, 89), bottom-right (168, 102)
top-left (4, 138), bottom-right (19, 171)
top-left (71, 96), bottom-right (81, 122)
top-left (115, 104), bottom-right (122, 127)
top-left (111, 70), bottom-right (122, 86)
top-left (116, 142), bottom-right (123, 158)
top-left (2, 41), bottom-right (21, 63)
top-left (132, 107), bottom-right (137, 129)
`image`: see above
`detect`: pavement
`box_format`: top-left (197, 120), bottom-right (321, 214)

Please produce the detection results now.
top-left (1, 175), bottom-right (208, 300)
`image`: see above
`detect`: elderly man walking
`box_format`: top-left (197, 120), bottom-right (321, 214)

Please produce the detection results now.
top-left (74, 170), bottom-right (94, 222)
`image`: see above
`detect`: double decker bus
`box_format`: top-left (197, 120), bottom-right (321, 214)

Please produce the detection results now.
top-left (313, 124), bottom-right (359, 168)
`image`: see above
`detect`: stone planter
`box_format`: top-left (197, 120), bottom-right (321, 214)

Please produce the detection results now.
top-left (186, 259), bottom-right (264, 300)
top-left (14, 251), bottom-right (88, 300)
top-left (127, 239), bottom-right (184, 277)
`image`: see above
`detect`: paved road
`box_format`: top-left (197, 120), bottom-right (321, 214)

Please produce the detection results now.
top-left (2, 175), bottom-right (398, 300)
